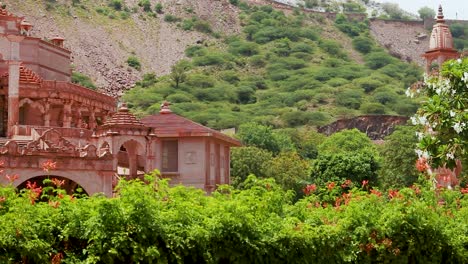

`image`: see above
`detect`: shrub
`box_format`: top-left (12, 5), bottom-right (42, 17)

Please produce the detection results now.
top-left (352, 36), bottom-right (373, 54)
top-left (300, 28), bottom-right (319, 41)
top-left (291, 43), bottom-right (314, 54)
top-left (108, 0), bottom-right (122, 11)
top-left (365, 51), bottom-right (396, 69)
top-left (71, 72), bottom-right (97, 90)
top-left (192, 53), bottom-right (226, 66)
top-left (228, 41), bottom-right (259, 56)
top-left (138, 0), bottom-right (151, 12)
top-left (185, 45), bottom-right (205, 57)
top-left (193, 20), bottom-right (212, 34)
top-left (164, 14), bottom-right (180, 22)
top-left (236, 86), bottom-right (256, 104)
top-left (186, 74), bottom-right (215, 88)
top-left (155, 3), bottom-right (163, 13)
top-left (230, 146), bottom-right (272, 186)
top-left (335, 89), bottom-right (363, 109)
top-left (360, 102), bottom-right (386, 114)
top-left (166, 93), bottom-right (193, 103)
top-left (126, 56), bottom-right (141, 70)
top-left (312, 152), bottom-right (379, 185)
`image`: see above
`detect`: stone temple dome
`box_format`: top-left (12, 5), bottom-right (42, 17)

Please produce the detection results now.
top-left (429, 5), bottom-right (454, 50)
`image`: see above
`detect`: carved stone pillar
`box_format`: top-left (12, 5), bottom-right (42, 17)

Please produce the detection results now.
top-left (62, 101), bottom-right (72, 128)
top-left (43, 100), bottom-right (50, 127)
top-left (89, 107), bottom-right (97, 129)
top-left (7, 61), bottom-right (20, 137)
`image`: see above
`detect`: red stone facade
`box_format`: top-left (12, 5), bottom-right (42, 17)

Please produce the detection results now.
top-left (0, 7), bottom-right (240, 196)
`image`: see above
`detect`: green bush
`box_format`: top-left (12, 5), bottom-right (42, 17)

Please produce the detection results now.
top-left (312, 152), bottom-right (379, 184)
top-left (185, 45), bottom-right (205, 57)
top-left (71, 72), bottom-right (97, 90)
top-left (164, 14), bottom-right (180, 22)
top-left (193, 53), bottom-right (226, 66)
top-left (155, 3), bottom-right (163, 13)
top-left (138, 0), bottom-right (151, 12)
top-left (228, 40), bottom-right (259, 56)
top-left (193, 20), bottom-right (212, 33)
top-left (335, 89), bottom-right (363, 109)
top-left (365, 51), bottom-right (396, 69)
top-left (186, 74), bottom-right (216, 88)
top-left (126, 56), bottom-right (141, 70)
top-left (108, 0), bottom-right (122, 11)
top-left (360, 102), bottom-right (386, 114)
top-left (352, 36), bottom-right (373, 54)
top-left (2, 176), bottom-right (468, 263)
top-left (166, 93), bottom-right (193, 103)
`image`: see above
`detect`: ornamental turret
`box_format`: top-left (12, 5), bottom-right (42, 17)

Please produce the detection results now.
top-left (422, 5), bottom-right (459, 74)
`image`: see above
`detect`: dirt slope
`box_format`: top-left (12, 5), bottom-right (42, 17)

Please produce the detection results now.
top-left (4, 0), bottom-right (241, 96)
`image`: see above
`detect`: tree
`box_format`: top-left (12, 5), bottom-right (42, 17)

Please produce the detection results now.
top-left (378, 125), bottom-right (419, 189)
top-left (237, 123), bottom-right (294, 154)
top-left (381, 3), bottom-right (404, 20)
top-left (265, 151), bottom-right (311, 193)
top-left (409, 58), bottom-right (468, 169)
top-left (418, 6), bottom-right (435, 20)
top-left (317, 129), bottom-right (378, 157)
top-left (311, 152), bottom-right (379, 185)
top-left (170, 60), bottom-right (191, 88)
top-left (230, 146), bottom-right (273, 187)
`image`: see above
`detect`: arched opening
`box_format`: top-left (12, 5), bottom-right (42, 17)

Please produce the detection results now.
top-left (19, 103), bottom-right (44, 126)
top-left (117, 139), bottom-right (146, 180)
top-left (16, 175), bottom-right (89, 196)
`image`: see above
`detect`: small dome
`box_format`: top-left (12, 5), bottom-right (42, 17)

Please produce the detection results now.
top-left (102, 103), bottom-right (146, 129)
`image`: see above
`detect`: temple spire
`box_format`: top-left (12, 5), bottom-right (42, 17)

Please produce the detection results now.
top-left (436, 5), bottom-right (445, 23)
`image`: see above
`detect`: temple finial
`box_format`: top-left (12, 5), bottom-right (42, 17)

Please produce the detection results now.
top-left (160, 101), bottom-right (172, 114)
top-left (437, 5), bottom-right (445, 22)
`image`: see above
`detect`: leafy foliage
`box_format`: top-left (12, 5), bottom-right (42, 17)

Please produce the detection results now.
top-left (378, 125), bottom-right (419, 189)
top-left (71, 71), bottom-right (97, 90)
top-left (2, 174), bottom-right (468, 262)
top-left (410, 58), bottom-right (468, 169)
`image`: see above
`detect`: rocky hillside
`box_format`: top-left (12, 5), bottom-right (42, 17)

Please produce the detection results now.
top-left (3, 0), bottom-right (442, 96)
top-left (4, 0), bottom-right (242, 96)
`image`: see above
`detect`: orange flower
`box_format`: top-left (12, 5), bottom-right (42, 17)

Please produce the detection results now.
top-left (327, 182), bottom-right (336, 191)
top-left (370, 189), bottom-right (382, 197)
top-left (362, 180), bottom-right (369, 188)
top-left (48, 200), bottom-right (60, 208)
top-left (42, 160), bottom-right (57, 172)
top-left (416, 157), bottom-right (429, 172)
top-left (51, 178), bottom-right (65, 188)
top-left (5, 174), bottom-right (19, 183)
top-left (341, 179), bottom-right (352, 189)
top-left (303, 184), bottom-right (317, 195)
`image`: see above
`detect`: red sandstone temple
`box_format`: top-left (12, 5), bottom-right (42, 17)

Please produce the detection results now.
top-left (0, 7), bottom-right (240, 196)
top-left (422, 5), bottom-right (460, 74)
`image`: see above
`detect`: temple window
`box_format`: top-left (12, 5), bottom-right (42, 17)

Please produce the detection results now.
top-left (161, 140), bottom-right (178, 172)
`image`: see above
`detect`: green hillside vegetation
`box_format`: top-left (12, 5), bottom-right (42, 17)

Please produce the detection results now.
top-left (450, 23), bottom-right (468, 51)
top-left (124, 3), bottom-right (422, 130)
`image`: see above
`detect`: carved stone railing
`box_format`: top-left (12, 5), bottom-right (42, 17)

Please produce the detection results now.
top-left (41, 80), bottom-right (116, 108)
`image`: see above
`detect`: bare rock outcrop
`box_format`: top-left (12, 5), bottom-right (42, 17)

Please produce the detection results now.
top-left (318, 115), bottom-right (409, 140)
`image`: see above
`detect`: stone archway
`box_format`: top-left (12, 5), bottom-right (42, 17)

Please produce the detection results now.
top-left (16, 175), bottom-right (89, 196)
top-left (19, 98), bottom-right (45, 126)
top-left (117, 139), bottom-right (146, 180)
top-left (11, 170), bottom-right (111, 196)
